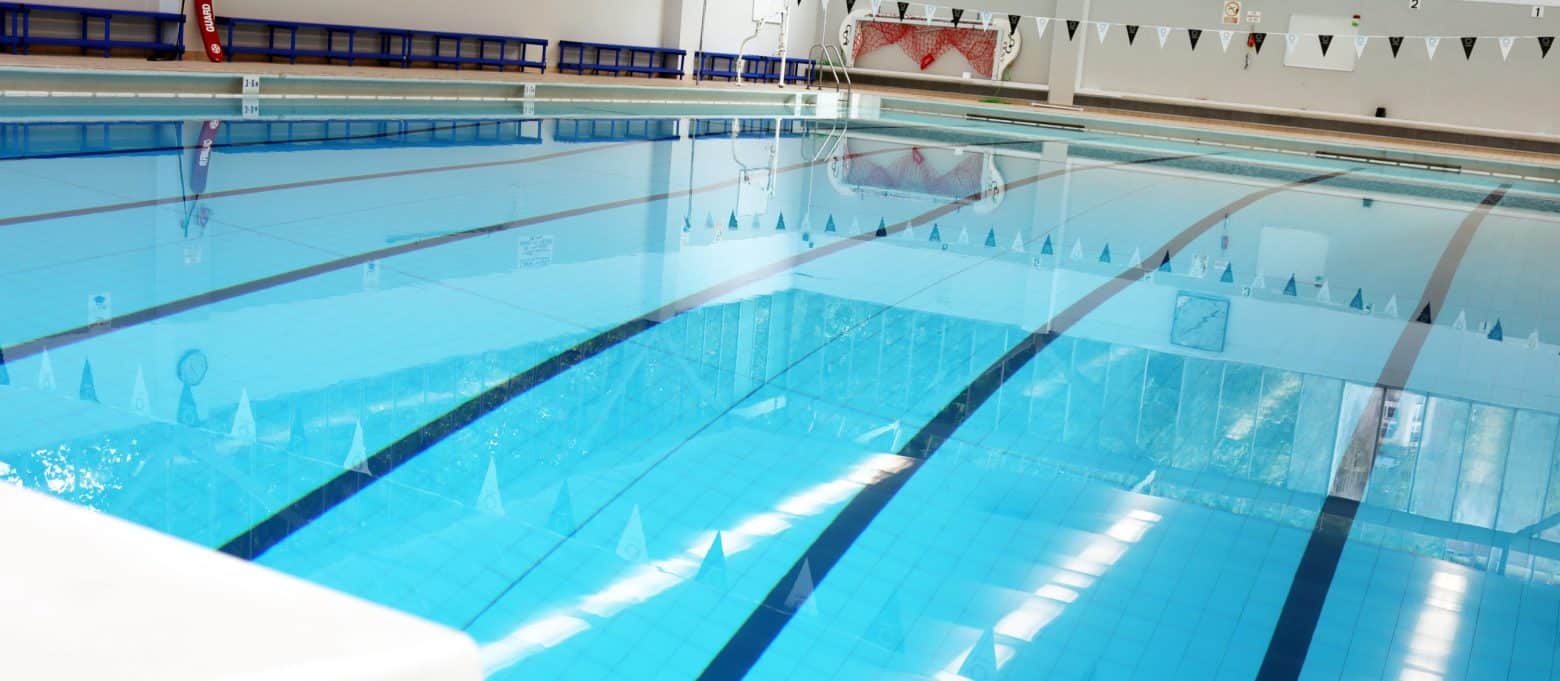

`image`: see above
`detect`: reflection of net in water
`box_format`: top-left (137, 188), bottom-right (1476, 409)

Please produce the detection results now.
top-left (852, 22), bottom-right (998, 76)
top-left (844, 147), bottom-right (984, 200)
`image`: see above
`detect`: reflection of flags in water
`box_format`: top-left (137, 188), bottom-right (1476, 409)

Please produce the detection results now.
top-left (183, 120), bottom-right (222, 235)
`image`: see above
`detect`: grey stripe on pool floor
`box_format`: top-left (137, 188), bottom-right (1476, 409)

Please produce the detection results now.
top-left (696, 168), bottom-right (1350, 681)
top-left (216, 147), bottom-right (1198, 562)
top-left (1255, 185), bottom-right (1509, 681)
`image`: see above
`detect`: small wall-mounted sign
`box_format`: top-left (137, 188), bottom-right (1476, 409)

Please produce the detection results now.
top-left (1223, 0), bottom-right (1243, 25)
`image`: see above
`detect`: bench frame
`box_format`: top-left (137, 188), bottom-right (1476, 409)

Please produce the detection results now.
top-left (218, 16), bottom-right (546, 72)
top-left (558, 40), bottom-right (685, 79)
top-left (6, 3), bottom-right (184, 57)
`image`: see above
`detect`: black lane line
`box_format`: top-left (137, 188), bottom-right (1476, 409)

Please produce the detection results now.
top-left (1255, 185), bottom-right (1509, 681)
top-left (2, 145), bottom-right (933, 364)
top-left (696, 169), bottom-right (1350, 681)
top-left (217, 148), bottom-right (1197, 561)
top-left (0, 138), bottom-right (638, 229)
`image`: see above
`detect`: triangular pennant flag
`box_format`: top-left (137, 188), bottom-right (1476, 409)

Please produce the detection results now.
top-left (1099, 244), bottom-right (1112, 263)
top-left (1189, 254), bottom-right (1208, 279)
top-left (176, 384), bottom-right (201, 426)
top-left (1095, 21), bottom-right (1111, 45)
top-left (1250, 273), bottom-right (1266, 289)
top-left (1251, 32), bottom-right (1266, 53)
top-left (1285, 32), bottom-right (1300, 54)
top-left (1499, 36), bottom-right (1514, 61)
top-left (1157, 251), bottom-right (1172, 273)
top-left (979, 11), bottom-right (992, 31)
top-left (751, 214), bottom-right (761, 230)
top-left (903, 222), bottom-right (917, 240)
top-left (616, 505), bottom-right (647, 561)
top-left (1157, 26), bottom-right (1171, 48)
top-left (478, 457), bottom-right (505, 516)
top-left (923, 5), bottom-right (937, 25)
top-left (1349, 289), bottom-right (1365, 311)
top-left (344, 422), bottom-right (370, 474)
top-left (1461, 36), bottom-right (1476, 59)
top-left (985, 228), bottom-right (998, 247)
top-left (957, 226), bottom-right (970, 244)
top-left (776, 213), bottom-right (786, 230)
top-left (1417, 303), bottom-right (1434, 324)
top-left (1070, 238), bottom-right (1085, 260)
top-left (1316, 281), bottom-right (1331, 303)
top-left (79, 359), bottom-right (97, 402)
top-left (959, 629), bottom-right (1000, 680)
top-left (875, 218), bottom-right (888, 237)
top-left (1453, 310), bottom-right (1469, 330)
top-left (1011, 233), bottom-right (1025, 252)
top-left (705, 212), bottom-right (715, 229)
top-left (1354, 35), bottom-right (1369, 58)
top-left (37, 349), bottom-right (56, 391)
top-left (896, 2), bottom-right (908, 20)
top-left (130, 367), bottom-right (150, 417)
top-left (1389, 36), bottom-right (1404, 57)
top-left (870, 0), bottom-right (883, 13)
top-left (1012, 15), bottom-right (1026, 37)
top-left (548, 480), bottom-right (574, 533)
top-left (231, 388), bottom-right (257, 443)
top-left (1126, 25), bottom-right (1139, 45)
top-left (1384, 295), bottom-right (1400, 317)
top-left (727, 211), bottom-right (738, 229)
top-left (1129, 248), bottom-right (1143, 268)
top-left (1066, 20), bottom-right (1080, 41)
top-left (928, 224), bottom-right (942, 242)
top-left (1188, 28), bottom-right (1202, 50)
top-left (950, 8), bottom-right (963, 26)
top-left (697, 532), bottom-right (727, 586)
top-left (785, 559), bottom-right (819, 615)
top-left (1220, 263), bottom-right (1234, 283)
top-left (1039, 234), bottom-right (1052, 254)
top-left (1527, 329), bottom-right (1540, 350)
top-left (846, 0), bottom-right (856, 11)
top-left (1425, 36), bottom-right (1440, 60)
top-left (1283, 274), bottom-right (1298, 296)
top-left (1540, 37), bottom-right (1554, 58)
top-left (825, 215), bottom-right (837, 232)
top-left (1219, 30), bottom-right (1234, 52)
top-left (1318, 34), bottom-right (1333, 56)
top-left (1489, 319), bottom-right (1505, 341)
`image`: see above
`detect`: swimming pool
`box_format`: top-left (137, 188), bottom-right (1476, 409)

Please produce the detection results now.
top-left (3, 101), bottom-right (1559, 681)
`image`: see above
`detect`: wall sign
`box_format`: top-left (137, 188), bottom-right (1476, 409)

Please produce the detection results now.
top-left (1223, 0), bottom-right (1243, 25)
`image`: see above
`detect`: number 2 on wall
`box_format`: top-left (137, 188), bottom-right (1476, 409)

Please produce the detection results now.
top-left (1409, 0), bottom-right (1420, 9)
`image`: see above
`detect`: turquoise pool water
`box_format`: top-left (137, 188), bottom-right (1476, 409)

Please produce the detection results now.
top-left (2, 104), bottom-right (1560, 681)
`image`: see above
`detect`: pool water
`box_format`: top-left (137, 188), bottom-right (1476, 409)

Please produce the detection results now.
top-left (2, 105), bottom-right (1560, 681)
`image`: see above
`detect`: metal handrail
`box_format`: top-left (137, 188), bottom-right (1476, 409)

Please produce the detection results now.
top-left (805, 43), bottom-right (851, 99)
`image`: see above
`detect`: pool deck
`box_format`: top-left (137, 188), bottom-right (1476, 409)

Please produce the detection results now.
top-left (0, 53), bottom-right (1556, 173)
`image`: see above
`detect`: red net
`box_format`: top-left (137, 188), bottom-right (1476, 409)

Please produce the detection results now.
top-left (847, 147), bottom-right (984, 199)
top-left (852, 21), bottom-right (998, 77)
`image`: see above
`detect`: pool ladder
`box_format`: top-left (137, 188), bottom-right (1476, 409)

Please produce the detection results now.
top-left (805, 43), bottom-right (852, 99)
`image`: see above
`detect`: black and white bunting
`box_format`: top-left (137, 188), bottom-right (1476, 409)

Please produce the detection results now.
top-left (1389, 36), bottom-right (1404, 57)
top-left (951, 8), bottom-right (964, 25)
top-left (896, 1), bottom-right (908, 20)
top-left (1219, 29), bottom-right (1233, 52)
top-left (1033, 16), bottom-right (1048, 39)
top-left (1425, 36), bottom-right (1441, 59)
top-left (1251, 32), bottom-right (1266, 54)
top-left (1066, 19), bottom-right (1080, 40)
top-left (1541, 36), bottom-right (1554, 58)
top-left (1354, 35), bottom-right (1370, 58)
top-left (1498, 36), bottom-right (1513, 61)
top-left (1187, 28), bottom-right (1202, 50)
top-left (845, 0), bottom-right (855, 12)
top-left (1126, 24), bottom-right (1139, 45)
top-left (1461, 36), bottom-right (1477, 59)
top-left (1318, 34), bottom-right (1333, 56)
top-left (1008, 14), bottom-right (1022, 35)
top-left (1157, 25), bottom-right (1172, 48)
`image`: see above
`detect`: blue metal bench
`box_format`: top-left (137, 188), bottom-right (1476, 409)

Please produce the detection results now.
top-left (407, 29), bottom-right (545, 72)
top-left (1, 3), bottom-right (22, 53)
top-left (13, 3), bottom-right (184, 57)
top-left (558, 40), bottom-right (684, 79)
top-left (693, 51), bottom-right (816, 84)
top-left (219, 16), bottom-right (546, 72)
top-left (553, 118), bottom-right (681, 143)
top-left (216, 119), bottom-right (545, 151)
